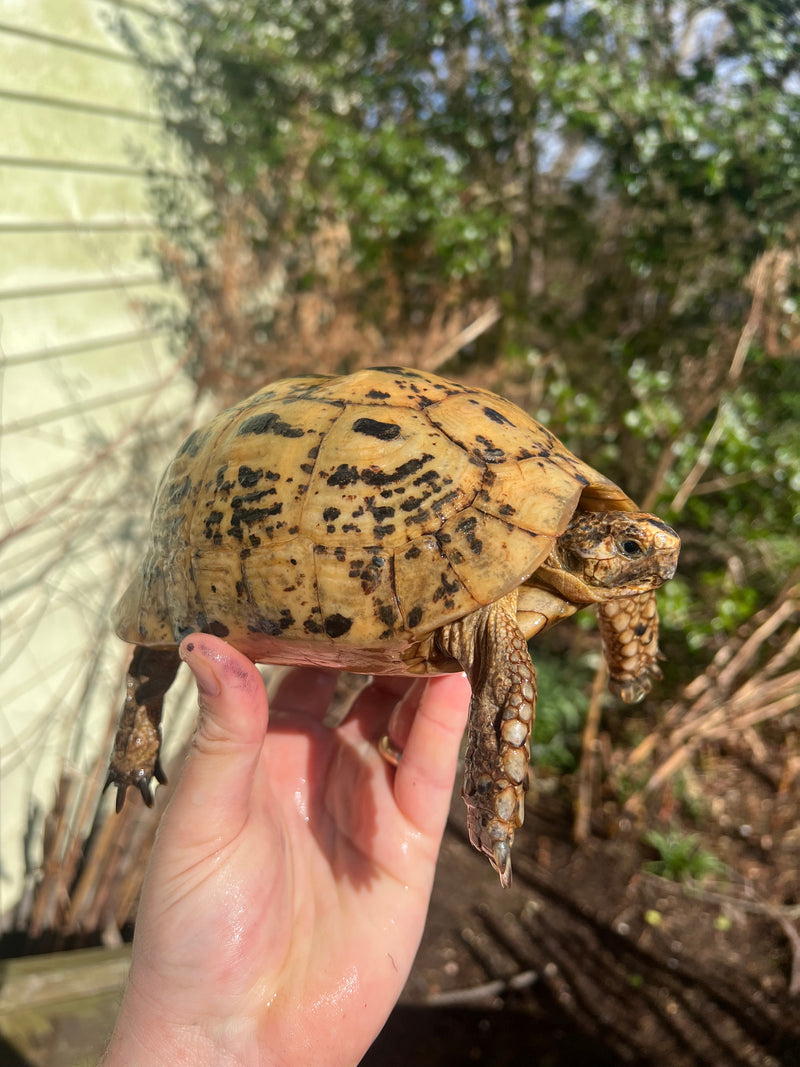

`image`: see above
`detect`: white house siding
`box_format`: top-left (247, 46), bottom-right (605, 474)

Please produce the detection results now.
top-left (0, 0), bottom-right (201, 917)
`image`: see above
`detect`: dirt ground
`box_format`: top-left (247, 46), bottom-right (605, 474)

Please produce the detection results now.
top-left (363, 761), bottom-right (800, 1067)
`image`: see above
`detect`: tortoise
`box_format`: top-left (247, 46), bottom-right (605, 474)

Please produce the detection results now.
top-left (110, 366), bottom-right (680, 885)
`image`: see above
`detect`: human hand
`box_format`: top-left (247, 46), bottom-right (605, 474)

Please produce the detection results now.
top-left (102, 633), bottom-right (471, 1067)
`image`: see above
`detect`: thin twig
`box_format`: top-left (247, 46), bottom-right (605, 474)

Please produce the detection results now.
top-left (671, 254), bottom-right (770, 513)
top-left (574, 659), bottom-right (608, 844)
top-left (425, 302), bottom-right (502, 371)
top-left (426, 969), bottom-right (539, 1007)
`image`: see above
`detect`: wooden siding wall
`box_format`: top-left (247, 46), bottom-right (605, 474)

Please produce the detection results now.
top-left (0, 0), bottom-right (199, 918)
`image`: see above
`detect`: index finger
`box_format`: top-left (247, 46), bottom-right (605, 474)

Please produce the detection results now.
top-left (392, 672), bottom-right (471, 836)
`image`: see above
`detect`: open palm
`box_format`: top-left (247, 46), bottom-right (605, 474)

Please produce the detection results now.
top-left (103, 633), bottom-right (470, 1067)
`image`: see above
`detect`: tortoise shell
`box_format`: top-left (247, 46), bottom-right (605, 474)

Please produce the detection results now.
top-left (114, 366), bottom-right (636, 670)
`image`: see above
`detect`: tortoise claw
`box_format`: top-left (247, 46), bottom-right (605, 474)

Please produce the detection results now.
top-left (492, 839), bottom-right (512, 888)
top-left (104, 768), bottom-right (163, 812)
top-left (609, 671), bottom-right (654, 704)
top-left (136, 777), bottom-right (155, 807)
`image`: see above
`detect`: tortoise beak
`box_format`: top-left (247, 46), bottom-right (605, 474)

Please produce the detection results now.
top-left (652, 526), bottom-right (680, 581)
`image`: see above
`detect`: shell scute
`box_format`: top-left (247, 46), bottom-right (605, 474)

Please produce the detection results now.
top-left (392, 532), bottom-right (482, 635)
top-left (426, 389), bottom-right (556, 465)
top-left (239, 538), bottom-right (318, 641)
top-left (190, 398), bottom-right (341, 549)
top-left (300, 404), bottom-right (481, 550)
top-left (314, 544), bottom-right (401, 646)
top-left (435, 506), bottom-right (551, 604)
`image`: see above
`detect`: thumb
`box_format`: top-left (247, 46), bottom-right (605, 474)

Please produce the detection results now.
top-left (167, 634), bottom-right (269, 838)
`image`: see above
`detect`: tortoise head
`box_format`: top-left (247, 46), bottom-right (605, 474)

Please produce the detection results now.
top-left (547, 511), bottom-right (680, 601)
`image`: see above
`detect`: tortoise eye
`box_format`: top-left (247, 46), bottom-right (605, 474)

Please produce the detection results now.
top-left (619, 538), bottom-right (644, 558)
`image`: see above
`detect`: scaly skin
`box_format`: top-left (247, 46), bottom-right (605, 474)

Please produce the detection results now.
top-left (107, 646), bottom-right (179, 809)
top-left (437, 590), bottom-right (536, 888)
top-left (597, 592), bottom-right (662, 703)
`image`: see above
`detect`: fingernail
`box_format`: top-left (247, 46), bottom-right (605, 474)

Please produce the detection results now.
top-left (180, 642), bottom-right (221, 697)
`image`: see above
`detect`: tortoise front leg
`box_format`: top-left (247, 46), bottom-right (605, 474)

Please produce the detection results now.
top-left (107, 645), bottom-right (180, 811)
top-left (597, 591), bottom-right (662, 704)
top-left (438, 590), bottom-right (536, 887)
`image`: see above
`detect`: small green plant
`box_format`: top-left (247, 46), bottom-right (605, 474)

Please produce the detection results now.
top-left (642, 829), bottom-right (725, 883)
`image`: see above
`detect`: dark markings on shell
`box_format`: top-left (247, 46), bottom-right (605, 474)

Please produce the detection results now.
top-left (238, 464), bottom-right (261, 488)
top-left (327, 464), bottom-right (359, 487)
top-left (352, 417), bottom-right (402, 441)
top-left (498, 503), bottom-right (515, 516)
top-left (361, 454), bottom-right (434, 488)
top-left (367, 503), bottom-right (395, 523)
top-left (403, 508), bottom-right (430, 527)
top-left (375, 365), bottom-right (418, 377)
top-left (205, 620), bottom-right (230, 637)
top-left (483, 406), bottom-right (514, 427)
top-left (168, 475), bottom-right (192, 507)
top-left (323, 506), bottom-right (341, 522)
top-left (366, 389), bottom-right (391, 400)
top-left (431, 488), bottom-right (459, 516)
top-left (475, 435), bottom-right (505, 463)
top-left (400, 495), bottom-right (425, 512)
top-left (204, 510), bottom-right (224, 539)
top-left (177, 428), bottom-right (207, 458)
top-left (377, 604), bottom-right (397, 628)
top-left (238, 412), bottom-right (305, 438)
top-left (407, 606), bottom-right (423, 628)
top-left (324, 613), bottom-right (353, 638)
top-left (231, 503), bottom-right (283, 527)
top-left (413, 469), bottom-right (444, 489)
top-left (250, 608), bottom-right (296, 637)
top-left (450, 516), bottom-right (483, 555)
top-left (358, 556), bottom-right (385, 594)
top-left (433, 571), bottom-right (461, 602)
top-left (232, 489), bottom-right (275, 508)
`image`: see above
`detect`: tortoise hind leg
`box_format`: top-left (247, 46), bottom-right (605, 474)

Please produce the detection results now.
top-left (437, 590), bottom-right (537, 887)
top-left (107, 645), bottom-right (180, 811)
top-left (322, 671), bottom-right (373, 728)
